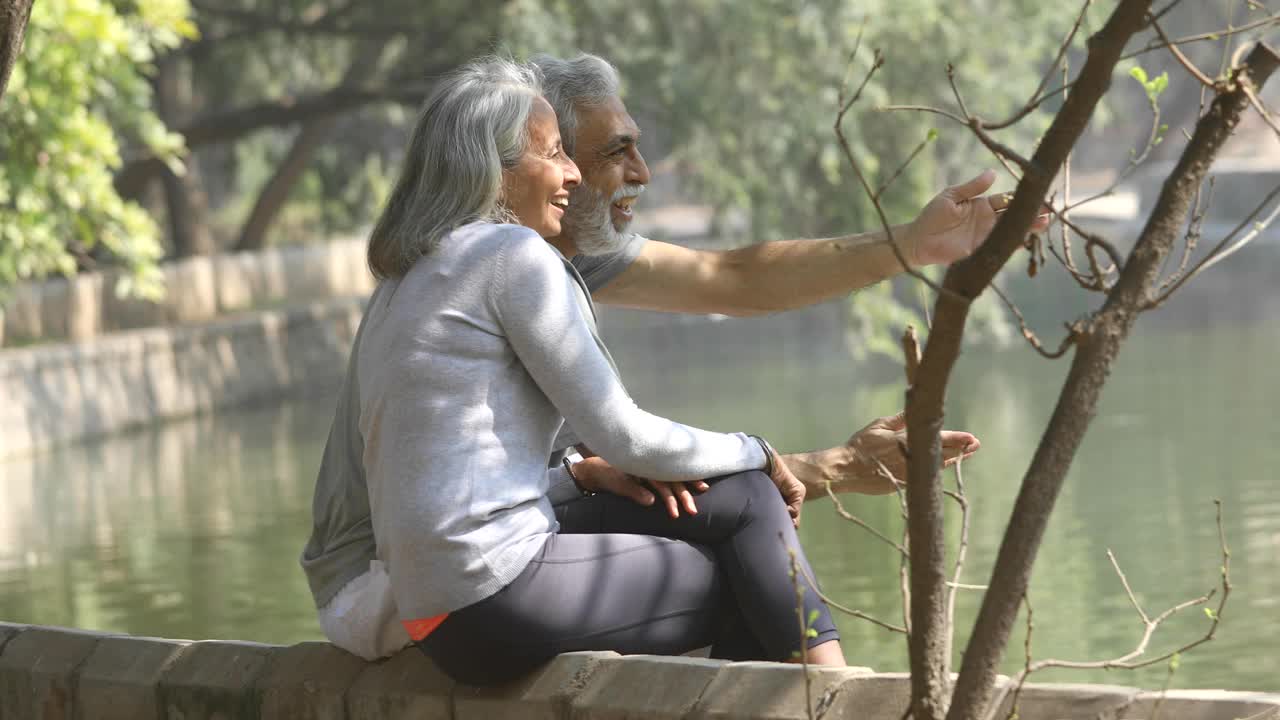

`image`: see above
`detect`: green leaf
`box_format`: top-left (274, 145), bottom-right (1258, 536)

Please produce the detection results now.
top-left (1130, 66), bottom-right (1149, 84)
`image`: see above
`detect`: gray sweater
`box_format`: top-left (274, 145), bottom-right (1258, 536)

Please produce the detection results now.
top-left (319, 223), bottom-right (764, 621)
top-left (299, 228), bottom-right (641, 613)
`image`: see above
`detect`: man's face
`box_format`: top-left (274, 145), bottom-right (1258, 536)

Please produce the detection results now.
top-left (561, 95), bottom-right (652, 256)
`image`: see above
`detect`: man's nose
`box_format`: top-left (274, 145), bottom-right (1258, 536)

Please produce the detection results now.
top-left (626, 149), bottom-right (651, 186)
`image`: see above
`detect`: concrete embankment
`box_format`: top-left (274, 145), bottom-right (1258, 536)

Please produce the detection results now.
top-left (1, 239), bottom-right (374, 347)
top-left (2, 622), bottom-right (1278, 720)
top-left (0, 298), bottom-right (363, 460)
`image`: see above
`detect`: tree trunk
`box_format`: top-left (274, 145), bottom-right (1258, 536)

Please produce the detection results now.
top-left (0, 0), bottom-right (34, 104)
top-left (155, 55), bottom-right (217, 257)
top-left (945, 40), bottom-right (1280, 720)
top-left (901, 3), bottom-right (1157, 720)
top-left (233, 40), bottom-right (384, 252)
top-left (233, 116), bottom-right (339, 252)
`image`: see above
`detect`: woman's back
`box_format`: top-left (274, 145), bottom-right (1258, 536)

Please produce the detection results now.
top-left (357, 221), bottom-right (571, 620)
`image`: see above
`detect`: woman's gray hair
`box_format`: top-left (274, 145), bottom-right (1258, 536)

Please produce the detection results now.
top-left (368, 56), bottom-right (542, 279)
top-left (530, 53), bottom-right (620, 157)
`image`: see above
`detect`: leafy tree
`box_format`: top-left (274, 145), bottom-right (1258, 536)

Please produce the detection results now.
top-left (0, 0), bottom-right (195, 297)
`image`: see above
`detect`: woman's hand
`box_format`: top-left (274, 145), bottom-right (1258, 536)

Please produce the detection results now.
top-left (570, 456), bottom-right (708, 518)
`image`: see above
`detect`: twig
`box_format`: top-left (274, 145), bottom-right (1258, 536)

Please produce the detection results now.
top-left (1149, 651), bottom-right (1181, 720)
top-left (836, 53), bottom-right (962, 301)
top-left (985, 0), bottom-right (1092, 131)
top-left (880, 104), bottom-right (968, 125)
top-left (1108, 549), bottom-right (1152, 624)
top-left (988, 283), bottom-right (1081, 359)
top-left (1157, 177), bottom-right (1213, 294)
top-left (1120, 13), bottom-right (1280, 63)
top-left (1060, 84), bottom-right (1167, 218)
top-left (1023, 501), bottom-right (1229, 673)
top-left (988, 502), bottom-right (1231, 720)
top-left (1148, 14), bottom-right (1217, 89)
top-left (1243, 80), bottom-right (1280, 142)
top-left (786, 542), bottom-right (816, 720)
top-left (947, 63), bottom-right (973, 121)
top-left (876, 104), bottom-right (1037, 175)
top-left (969, 121), bottom-right (1036, 175)
top-left (942, 459), bottom-right (972, 678)
top-left (1147, 181), bottom-right (1280, 307)
top-left (878, 133), bottom-right (936, 200)
top-left (999, 594), bottom-right (1034, 720)
top-left (824, 478), bottom-right (907, 555)
top-left (903, 325), bottom-right (922, 386)
top-left (795, 541), bottom-right (909, 635)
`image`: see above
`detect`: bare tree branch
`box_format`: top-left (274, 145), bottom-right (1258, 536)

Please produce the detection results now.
top-left (947, 40), bottom-right (1278, 720)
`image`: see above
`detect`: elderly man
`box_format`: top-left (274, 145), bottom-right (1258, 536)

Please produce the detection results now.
top-left (303, 52), bottom-right (1025, 661)
top-left (530, 52), bottom-right (1008, 515)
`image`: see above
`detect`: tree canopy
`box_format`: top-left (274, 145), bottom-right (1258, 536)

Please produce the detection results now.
top-left (0, 0), bottom-right (194, 298)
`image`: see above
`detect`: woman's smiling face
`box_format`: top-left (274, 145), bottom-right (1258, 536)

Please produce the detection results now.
top-left (502, 97), bottom-right (581, 239)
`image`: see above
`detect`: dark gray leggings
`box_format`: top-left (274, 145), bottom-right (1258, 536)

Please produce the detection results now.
top-left (416, 470), bottom-right (839, 685)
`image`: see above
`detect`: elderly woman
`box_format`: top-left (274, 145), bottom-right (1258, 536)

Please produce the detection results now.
top-left (303, 56), bottom-right (844, 685)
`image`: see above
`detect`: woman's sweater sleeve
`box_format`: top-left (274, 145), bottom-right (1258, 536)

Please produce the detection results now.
top-left (492, 231), bottom-right (766, 482)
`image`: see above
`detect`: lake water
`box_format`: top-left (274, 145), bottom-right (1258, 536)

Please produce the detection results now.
top-left (2, 270), bottom-right (1277, 692)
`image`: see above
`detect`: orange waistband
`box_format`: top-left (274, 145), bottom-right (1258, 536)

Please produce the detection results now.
top-left (402, 613), bottom-right (449, 642)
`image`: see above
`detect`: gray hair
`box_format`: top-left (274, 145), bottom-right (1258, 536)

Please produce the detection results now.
top-left (367, 56), bottom-right (542, 279)
top-left (529, 53), bottom-right (620, 157)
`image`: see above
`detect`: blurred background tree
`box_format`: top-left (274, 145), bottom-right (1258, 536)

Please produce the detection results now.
top-left (0, 0), bottom-right (1268, 332)
top-left (1, 0), bottom-right (193, 297)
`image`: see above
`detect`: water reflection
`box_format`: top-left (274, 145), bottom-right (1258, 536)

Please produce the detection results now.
top-left (1, 291), bottom-right (1277, 691)
top-left (0, 400), bottom-right (330, 643)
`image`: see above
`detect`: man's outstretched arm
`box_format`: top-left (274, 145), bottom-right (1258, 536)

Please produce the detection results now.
top-left (593, 170), bottom-right (1043, 315)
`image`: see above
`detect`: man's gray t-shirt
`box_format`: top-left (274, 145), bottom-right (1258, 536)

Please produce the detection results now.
top-left (299, 234), bottom-right (648, 610)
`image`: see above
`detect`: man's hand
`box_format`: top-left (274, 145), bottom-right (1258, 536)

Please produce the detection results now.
top-left (763, 444), bottom-right (806, 527)
top-left (569, 456), bottom-right (708, 518)
top-left (782, 412), bottom-right (980, 498)
top-left (907, 170), bottom-right (1051, 267)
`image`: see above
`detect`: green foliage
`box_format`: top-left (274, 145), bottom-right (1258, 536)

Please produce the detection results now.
top-left (0, 0), bottom-right (194, 298)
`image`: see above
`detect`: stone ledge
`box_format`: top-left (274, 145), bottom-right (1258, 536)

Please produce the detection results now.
top-left (689, 661), bottom-right (876, 720)
top-left (77, 635), bottom-right (189, 720)
top-left (158, 640), bottom-right (276, 720)
top-left (0, 622), bottom-right (1276, 720)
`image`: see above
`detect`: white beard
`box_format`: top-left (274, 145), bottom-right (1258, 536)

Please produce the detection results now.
top-left (564, 182), bottom-right (644, 256)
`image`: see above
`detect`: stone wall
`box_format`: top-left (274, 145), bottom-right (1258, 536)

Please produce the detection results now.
top-left (1, 622), bottom-right (1277, 720)
top-left (0, 297), bottom-right (364, 461)
top-left (1, 239), bottom-right (374, 346)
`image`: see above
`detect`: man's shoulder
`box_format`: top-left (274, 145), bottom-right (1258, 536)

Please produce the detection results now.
top-left (572, 234), bottom-right (649, 292)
